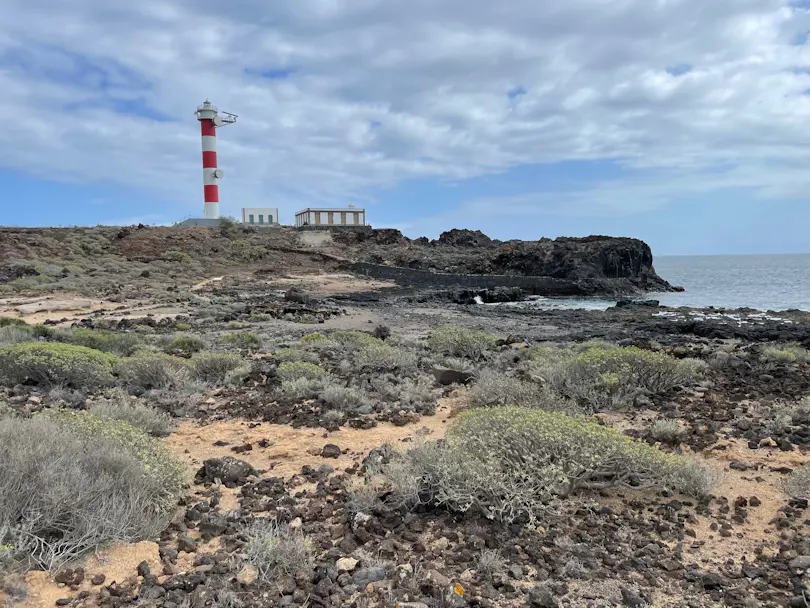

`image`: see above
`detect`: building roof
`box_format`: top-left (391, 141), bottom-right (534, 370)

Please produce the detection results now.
top-left (295, 207), bottom-right (365, 214)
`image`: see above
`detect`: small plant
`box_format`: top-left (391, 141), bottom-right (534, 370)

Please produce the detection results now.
top-left (89, 394), bottom-right (175, 437)
top-left (649, 419), bottom-right (684, 444)
top-left (427, 325), bottom-right (498, 361)
top-left (320, 384), bottom-right (368, 411)
top-left (280, 377), bottom-right (325, 400)
top-left (174, 322), bottom-right (191, 332)
top-left (274, 347), bottom-right (320, 364)
top-left (329, 330), bottom-right (380, 349)
top-left (277, 361), bottom-right (329, 382)
top-left (476, 549), bottom-right (505, 578)
top-left (355, 342), bottom-right (418, 372)
top-left (784, 462), bottom-right (810, 499)
top-left (0, 317), bottom-right (26, 327)
top-left (116, 353), bottom-right (192, 389)
top-left (301, 332), bottom-right (325, 343)
top-left (243, 519), bottom-right (313, 584)
top-left (221, 331), bottom-right (262, 351)
top-left (0, 342), bottom-right (118, 388)
top-left (761, 343), bottom-right (810, 364)
top-left (162, 251), bottom-right (192, 264)
top-left (0, 324), bottom-right (34, 346)
top-left (468, 369), bottom-right (569, 411)
top-left (62, 328), bottom-right (142, 356)
top-left (164, 335), bottom-right (205, 357)
top-left (192, 353), bottom-right (243, 383)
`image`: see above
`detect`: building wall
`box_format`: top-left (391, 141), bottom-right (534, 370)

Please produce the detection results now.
top-left (295, 209), bottom-right (366, 228)
top-left (242, 208), bottom-right (279, 225)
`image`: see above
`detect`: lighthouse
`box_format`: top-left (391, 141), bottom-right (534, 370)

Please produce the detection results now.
top-left (193, 100), bottom-right (237, 220)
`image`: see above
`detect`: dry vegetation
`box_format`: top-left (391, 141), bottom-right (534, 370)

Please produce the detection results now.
top-left (2, 226), bottom-right (810, 607)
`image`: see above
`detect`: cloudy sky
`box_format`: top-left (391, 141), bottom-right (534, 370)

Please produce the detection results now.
top-left (2, 0), bottom-right (810, 254)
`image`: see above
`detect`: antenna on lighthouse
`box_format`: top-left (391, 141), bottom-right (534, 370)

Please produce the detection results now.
top-left (194, 100), bottom-right (237, 221)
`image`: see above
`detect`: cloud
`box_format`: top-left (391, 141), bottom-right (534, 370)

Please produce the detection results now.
top-left (2, 0), bottom-right (810, 221)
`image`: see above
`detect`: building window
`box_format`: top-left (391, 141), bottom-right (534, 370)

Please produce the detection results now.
top-left (259, 215), bottom-right (264, 224)
top-left (249, 215), bottom-right (254, 224)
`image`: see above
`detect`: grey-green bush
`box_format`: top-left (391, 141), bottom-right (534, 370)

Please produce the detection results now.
top-left (243, 519), bottom-right (313, 584)
top-left (192, 353), bottom-right (243, 383)
top-left (89, 395), bottom-right (174, 437)
top-left (427, 325), bottom-right (498, 361)
top-left (0, 342), bottom-right (118, 388)
top-left (0, 414), bottom-right (185, 571)
top-left (116, 353), bottom-right (191, 389)
top-left (545, 346), bottom-right (706, 411)
top-left (376, 406), bottom-right (715, 523)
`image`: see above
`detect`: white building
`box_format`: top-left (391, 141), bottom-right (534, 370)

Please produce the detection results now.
top-left (295, 205), bottom-right (366, 228)
top-left (241, 207), bottom-right (279, 226)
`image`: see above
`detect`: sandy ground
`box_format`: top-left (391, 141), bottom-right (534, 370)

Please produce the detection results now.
top-left (24, 541), bottom-right (161, 608)
top-left (166, 398), bottom-right (457, 512)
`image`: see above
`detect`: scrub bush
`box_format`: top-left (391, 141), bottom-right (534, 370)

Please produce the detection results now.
top-left (0, 413), bottom-right (184, 570)
top-left (427, 325), bottom-right (498, 361)
top-left (0, 342), bottom-right (118, 388)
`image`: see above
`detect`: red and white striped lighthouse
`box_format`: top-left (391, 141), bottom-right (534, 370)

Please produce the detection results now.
top-left (194, 100), bottom-right (237, 220)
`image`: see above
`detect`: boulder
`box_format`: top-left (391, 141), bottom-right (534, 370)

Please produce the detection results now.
top-left (195, 457), bottom-right (257, 485)
top-left (432, 366), bottom-right (475, 386)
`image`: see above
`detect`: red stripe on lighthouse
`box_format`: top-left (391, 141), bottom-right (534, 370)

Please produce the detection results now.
top-left (204, 185), bottom-right (219, 202)
top-left (202, 151), bottom-right (217, 168)
top-left (200, 120), bottom-right (216, 137)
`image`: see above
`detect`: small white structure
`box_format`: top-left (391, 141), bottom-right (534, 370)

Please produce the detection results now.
top-left (241, 208), bottom-right (279, 226)
top-left (295, 204), bottom-right (366, 228)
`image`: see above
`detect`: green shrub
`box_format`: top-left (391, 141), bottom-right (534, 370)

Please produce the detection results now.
top-left (221, 331), bottom-right (262, 350)
top-left (89, 395), bottom-right (174, 437)
top-left (0, 324), bottom-right (34, 346)
top-left (192, 353), bottom-right (243, 382)
top-left (469, 369), bottom-right (569, 410)
top-left (164, 335), bottom-right (205, 356)
top-left (243, 519), bottom-right (314, 584)
top-left (0, 342), bottom-right (118, 388)
top-left (162, 251), bottom-right (192, 264)
top-left (761, 344), bottom-right (810, 364)
top-left (280, 378), bottom-right (326, 400)
top-left (0, 317), bottom-right (26, 327)
top-left (649, 419), bottom-right (683, 443)
top-left (277, 361), bottom-right (328, 382)
top-left (116, 353), bottom-right (191, 389)
top-left (174, 322), bottom-right (191, 332)
top-left (274, 347), bottom-right (320, 364)
top-left (355, 342), bottom-right (418, 372)
top-left (329, 330), bottom-right (380, 348)
top-left (546, 346), bottom-right (706, 411)
top-left (320, 385), bottom-right (368, 410)
top-left (377, 407), bottom-right (714, 523)
top-left (0, 413), bottom-right (185, 570)
top-left (301, 332), bottom-right (325, 343)
top-left (427, 325), bottom-right (498, 360)
top-left (62, 328), bottom-right (141, 356)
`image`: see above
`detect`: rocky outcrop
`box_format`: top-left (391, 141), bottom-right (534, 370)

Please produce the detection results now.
top-left (347, 231), bottom-right (677, 293)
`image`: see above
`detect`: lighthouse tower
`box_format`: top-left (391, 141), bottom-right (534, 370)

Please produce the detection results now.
top-left (194, 100), bottom-right (237, 220)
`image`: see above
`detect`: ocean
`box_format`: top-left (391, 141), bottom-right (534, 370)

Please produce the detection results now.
top-left (500, 254), bottom-right (810, 312)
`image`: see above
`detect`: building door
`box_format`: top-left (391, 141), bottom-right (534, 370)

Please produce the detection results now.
top-left (259, 215), bottom-right (264, 224)
top-left (269, 215), bottom-right (273, 224)
top-left (249, 215), bottom-right (254, 224)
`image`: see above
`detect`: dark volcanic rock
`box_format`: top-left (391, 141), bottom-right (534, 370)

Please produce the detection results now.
top-left (434, 229), bottom-right (494, 248)
top-left (195, 457), bottom-right (257, 485)
top-left (432, 366), bottom-right (475, 386)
